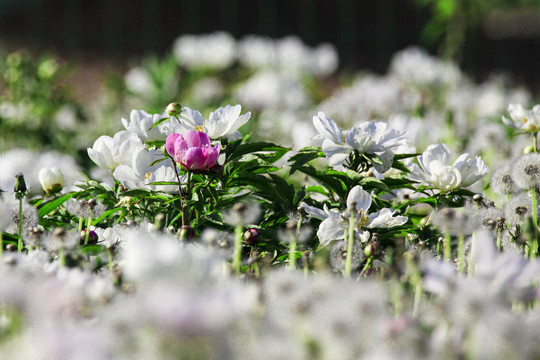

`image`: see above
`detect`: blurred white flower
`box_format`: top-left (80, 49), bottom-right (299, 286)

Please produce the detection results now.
top-left (502, 103), bottom-right (540, 132)
top-left (173, 32), bottom-right (236, 70)
top-left (124, 67), bottom-right (153, 95)
top-left (0, 149), bottom-right (82, 194)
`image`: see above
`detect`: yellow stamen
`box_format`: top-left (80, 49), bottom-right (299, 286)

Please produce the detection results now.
top-left (144, 172), bottom-right (152, 180)
top-left (356, 209), bottom-right (370, 228)
top-left (193, 124), bottom-right (205, 132)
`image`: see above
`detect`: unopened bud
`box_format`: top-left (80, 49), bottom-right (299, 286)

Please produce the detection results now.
top-left (178, 225), bottom-right (195, 241)
top-left (80, 230), bottom-right (98, 245)
top-left (244, 228), bottom-right (261, 245)
top-left (38, 167), bottom-right (64, 195)
top-left (14, 173), bottom-right (27, 199)
top-left (166, 102), bottom-right (182, 117)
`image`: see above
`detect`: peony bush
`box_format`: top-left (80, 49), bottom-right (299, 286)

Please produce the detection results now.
top-left (0, 32), bottom-right (540, 359)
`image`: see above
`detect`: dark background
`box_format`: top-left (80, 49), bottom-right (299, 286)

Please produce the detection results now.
top-left (1, 0), bottom-right (540, 91)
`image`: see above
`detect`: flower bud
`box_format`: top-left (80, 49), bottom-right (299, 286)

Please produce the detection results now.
top-left (14, 173), bottom-right (27, 200)
top-left (178, 225), bottom-right (195, 241)
top-left (80, 230), bottom-right (98, 245)
top-left (244, 228), bottom-right (261, 245)
top-left (39, 167), bottom-right (64, 195)
top-left (166, 102), bottom-right (182, 117)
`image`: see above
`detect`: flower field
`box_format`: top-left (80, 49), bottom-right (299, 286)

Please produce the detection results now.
top-left (1, 32), bottom-right (540, 359)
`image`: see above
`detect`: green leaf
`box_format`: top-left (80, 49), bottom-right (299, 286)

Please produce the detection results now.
top-left (81, 245), bottom-right (105, 256)
top-left (149, 156), bottom-right (168, 167)
top-left (146, 116), bottom-right (170, 131)
top-left (91, 208), bottom-right (122, 225)
top-left (120, 189), bottom-right (151, 197)
top-left (38, 192), bottom-right (76, 217)
top-left (288, 146), bottom-right (325, 174)
top-left (146, 181), bottom-right (180, 186)
top-left (359, 177), bottom-right (391, 193)
top-left (227, 141), bottom-right (290, 162)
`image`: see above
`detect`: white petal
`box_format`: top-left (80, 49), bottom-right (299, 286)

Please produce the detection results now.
top-left (317, 217), bottom-right (345, 246)
top-left (367, 208), bottom-right (408, 228)
top-left (346, 185), bottom-right (372, 212)
top-left (313, 112), bottom-right (344, 144)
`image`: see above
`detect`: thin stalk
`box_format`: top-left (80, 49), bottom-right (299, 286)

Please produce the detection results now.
top-left (288, 239), bottom-right (297, 270)
top-left (533, 132), bottom-right (538, 153)
top-left (0, 232), bottom-right (3, 256)
top-left (467, 232), bottom-right (476, 277)
top-left (343, 212), bottom-right (356, 279)
top-left (530, 188), bottom-right (538, 259)
top-left (17, 198), bottom-right (23, 253)
top-left (457, 233), bottom-right (465, 274)
top-left (171, 159), bottom-right (185, 226)
top-left (233, 224), bottom-right (243, 275)
top-left (288, 215), bottom-right (303, 270)
top-left (443, 234), bottom-right (452, 262)
top-left (84, 216), bottom-right (93, 246)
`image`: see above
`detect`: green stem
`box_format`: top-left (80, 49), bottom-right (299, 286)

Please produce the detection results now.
top-left (529, 188), bottom-right (538, 259)
top-left (468, 232), bottom-right (476, 277)
top-left (288, 214), bottom-right (303, 270)
top-left (233, 224), bottom-right (243, 275)
top-left (171, 159), bottom-right (185, 226)
top-left (288, 239), bottom-right (297, 270)
top-left (17, 198), bottom-right (23, 253)
top-left (533, 132), bottom-right (538, 152)
top-left (444, 234), bottom-right (452, 262)
top-left (457, 233), bottom-right (465, 274)
top-left (343, 212), bottom-right (356, 279)
top-left (84, 216), bottom-right (93, 246)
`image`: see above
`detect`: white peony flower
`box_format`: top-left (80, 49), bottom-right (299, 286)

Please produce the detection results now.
top-left (301, 185), bottom-right (407, 246)
top-left (502, 103), bottom-right (540, 132)
top-left (313, 112), bottom-right (407, 171)
top-left (179, 104), bottom-right (251, 140)
top-left (113, 147), bottom-right (178, 193)
top-left (87, 131), bottom-right (144, 172)
top-left (409, 143), bottom-right (488, 191)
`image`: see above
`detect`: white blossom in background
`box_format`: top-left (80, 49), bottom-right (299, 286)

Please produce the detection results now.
top-left (234, 70), bottom-right (309, 111)
top-left (502, 103), bottom-right (540, 132)
top-left (172, 31), bottom-right (237, 70)
top-left (0, 149), bottom-right (82, 194)
top-left (408, 143), bottom-right (489, 191)
top-left (237, 35), bottom-right (278, 69)
top-left (389, 46), bottom-right (461, 88)
top-left (124, 66), bottom-right (153, 96)
top-left (191, 77), bottom-right (224, 104)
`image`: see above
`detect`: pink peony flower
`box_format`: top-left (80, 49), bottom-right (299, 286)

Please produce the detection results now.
top-left (166, 130), bottom-right (220, 171)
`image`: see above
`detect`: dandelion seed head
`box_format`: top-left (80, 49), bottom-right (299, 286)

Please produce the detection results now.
top-left (329, 240), bottom-right (364, 272)
top-left (504, 193), bottom-right (535, 225)
top-left (490, 163), bottom-right (521, 195)
top-left (511, 153), bottom-right (540, 189)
